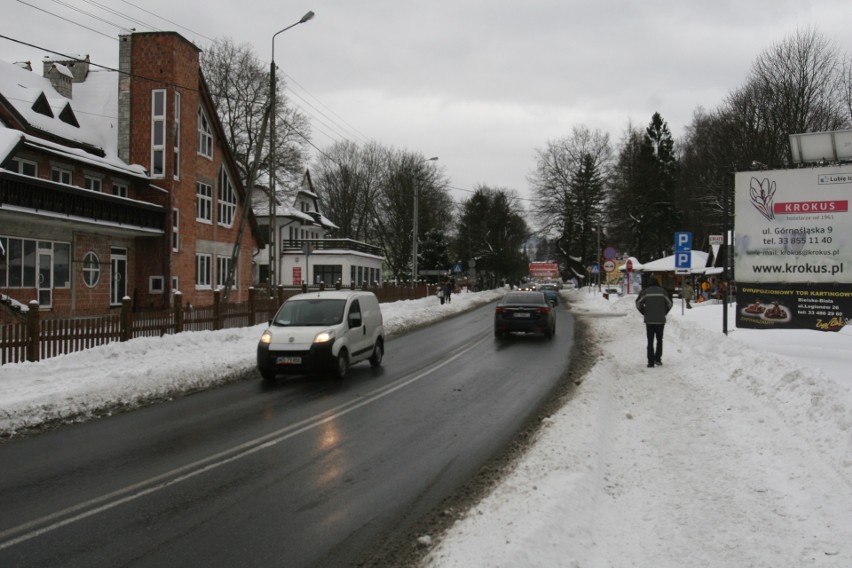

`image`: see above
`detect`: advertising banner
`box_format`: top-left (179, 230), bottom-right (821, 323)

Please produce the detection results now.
top-left (734, 167), bottom-right (851, 285)
top-left (734, 166), bottom-right (852, 331)
top-left (736, 282), bottom-right (852, 331)
top-left (529, 262), bottom-right (559, 279)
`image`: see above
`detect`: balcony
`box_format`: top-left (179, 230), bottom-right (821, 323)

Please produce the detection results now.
top-left (0, 171), bottom-right (166, 234)
top-left (280, 238), bottom-right (384, 257)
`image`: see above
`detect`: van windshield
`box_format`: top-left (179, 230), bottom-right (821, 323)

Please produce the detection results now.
top-left (273, 299), bottom-right (346, 327)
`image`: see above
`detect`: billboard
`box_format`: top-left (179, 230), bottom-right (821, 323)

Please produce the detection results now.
top-left (529, 262), bottom-right (560, 279)
top-left (734, 166), bottom-right (852, 331)
top-left (734, 167), bottom-right (851, 285)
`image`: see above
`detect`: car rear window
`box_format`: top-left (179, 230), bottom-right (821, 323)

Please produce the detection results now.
top-left (503, 292), bottom-right (546, 305)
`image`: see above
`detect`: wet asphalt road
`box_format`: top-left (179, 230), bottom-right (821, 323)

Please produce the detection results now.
top-left (0, 301), bottom-right (575, 567)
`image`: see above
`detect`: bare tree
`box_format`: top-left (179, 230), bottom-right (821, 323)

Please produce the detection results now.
top-left (530, 126), bottom-right (611, 279)
top-left (728, 27), bottom-right (849, 168)
top-left (201, 37), bottom-right (310, 199)
top-left (311, 140), bottom-right (384, 241)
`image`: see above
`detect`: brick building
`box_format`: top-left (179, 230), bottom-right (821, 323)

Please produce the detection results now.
top-left (0, 31), bottom-right (262, 317)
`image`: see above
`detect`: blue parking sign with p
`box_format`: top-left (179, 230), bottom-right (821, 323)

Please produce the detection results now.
top-left (674, 232), bottom-right (692, 271)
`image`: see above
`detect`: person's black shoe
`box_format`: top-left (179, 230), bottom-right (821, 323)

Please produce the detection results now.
top-left (655, 359), bottom-right (663, 366)
top-left (647, 362), bottom-right (654, 368)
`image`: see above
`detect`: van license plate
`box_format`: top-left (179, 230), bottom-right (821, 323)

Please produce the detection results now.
top-left (276, 356), bottom-right (301, 365)
top-left (514, 313), bottom-right (530, 318)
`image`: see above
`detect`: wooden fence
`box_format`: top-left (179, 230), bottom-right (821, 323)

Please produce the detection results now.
top-left (1, 282), bottom-right (434, 365)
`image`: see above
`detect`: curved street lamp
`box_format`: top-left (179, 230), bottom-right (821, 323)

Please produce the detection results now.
top-left (268, 11), bottom-right (314, 293)
top-left (412, 156), bottom-right (439, 282)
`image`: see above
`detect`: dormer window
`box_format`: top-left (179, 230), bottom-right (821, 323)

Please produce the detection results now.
top-left (58, 103), bottom-right (79, 127)
top-left (31, 93), bottom-right (54, 118)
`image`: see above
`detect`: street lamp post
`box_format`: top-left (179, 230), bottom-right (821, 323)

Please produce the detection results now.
top-left (412, 156), bottom-right (439, 282)
top-left (269, 11), bottom-right (314, 294)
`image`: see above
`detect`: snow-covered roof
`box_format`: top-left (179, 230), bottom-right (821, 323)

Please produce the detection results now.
top-left (619, 251), bottom-right (711, 273)
top-left (0, 60), bottom-right (142, 173)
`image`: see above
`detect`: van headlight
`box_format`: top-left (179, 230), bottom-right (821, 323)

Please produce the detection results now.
top-left (314, 330), bottom-right (335, 344)
top-left (259, 329), bottom-right (272, 345)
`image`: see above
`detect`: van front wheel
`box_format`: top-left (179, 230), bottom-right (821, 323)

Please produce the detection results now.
top-left (332, 350), bottom-right (348, 380)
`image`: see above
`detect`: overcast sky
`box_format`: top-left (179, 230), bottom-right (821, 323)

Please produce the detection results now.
top-left (5, 0), bottom-right (852, 205)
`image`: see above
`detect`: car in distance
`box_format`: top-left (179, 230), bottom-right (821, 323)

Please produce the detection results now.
top-left (494, 291), bottom-right (556, 339)
top-left (538, 283), bottom-right (559, 305)
top-left (257, 290), bottom-right (384, 380)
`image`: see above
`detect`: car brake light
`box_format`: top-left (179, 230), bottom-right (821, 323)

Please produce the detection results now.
top-left (496, 307), bottom-right (506, 313)
top-left (538, 306), bottom-right (551, 315)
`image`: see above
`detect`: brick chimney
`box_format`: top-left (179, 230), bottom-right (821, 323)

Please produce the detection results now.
top-left (41, 55), bottom-right (90, 99)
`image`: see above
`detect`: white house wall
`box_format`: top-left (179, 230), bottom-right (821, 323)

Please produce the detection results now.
top-left (281, 251), bottom-right (384, 287)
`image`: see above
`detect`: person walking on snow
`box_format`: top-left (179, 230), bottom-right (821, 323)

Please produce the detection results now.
top-left (636, 275), bottom-right (673, 368)
top-left (682, 279), bottom-right (694, 309)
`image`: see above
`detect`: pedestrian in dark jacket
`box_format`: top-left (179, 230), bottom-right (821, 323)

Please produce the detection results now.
top-left (635, 275), bottom-right (673, 368)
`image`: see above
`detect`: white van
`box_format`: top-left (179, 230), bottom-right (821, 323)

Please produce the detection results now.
top-left (256, 290), bottom-right (384, 380)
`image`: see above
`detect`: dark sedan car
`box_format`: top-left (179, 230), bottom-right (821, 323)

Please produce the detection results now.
top-left (538, 284), bottom-right (559, 305)
top-left (494, 291), bottom-right (556, 339)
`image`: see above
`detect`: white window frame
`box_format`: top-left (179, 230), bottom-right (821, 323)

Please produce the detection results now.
top-left (84, 175), bottom-right (102, 192)
top-left (10, 158), bottom-right (37, 177)
top-left (51, 166), bottom-right (72, 185)
top-left (112, 182), bottom-right (128, 198)
top-left (218, 166), bottom-right (237, 228)
top-left (196, 181), bottom-right (213, 223)
top-left (149, 275), bottom-right (165, 293)
top-left (151, 89), bottom-right (166, 178)
top-left (196, 253), bottom-right (212, 289)
top-left (173, 91), bottom-right (181, 179)
top-left (172, 208), bottom-right (180, 251)
top-left (216, 255), bottom-right (235, 289)
top-left (197, 107), bottom-right (213, 159)
top-left (82, 251), bottom-right (100, 288)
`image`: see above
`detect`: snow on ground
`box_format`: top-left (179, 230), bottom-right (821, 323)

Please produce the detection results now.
top-left (424, 289), bottom-right (852, 568)
top-left (2, 287), bottom-right (852, 567)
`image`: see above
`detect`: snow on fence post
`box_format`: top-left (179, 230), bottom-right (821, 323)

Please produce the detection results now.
top-left (120, 297), bottom-right (132, 342)
top-left (173, 291), bottom-right (183, 334)
top-left (26, 300), bottom-right (40, 362)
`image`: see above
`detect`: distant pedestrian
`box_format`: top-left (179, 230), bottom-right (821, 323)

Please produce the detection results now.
top-left (636, 275), bottom-right (673, 368)
top-left (682, 280), bottom-right (694, 309)
top-left (444, 279), bottom-right (453, 304)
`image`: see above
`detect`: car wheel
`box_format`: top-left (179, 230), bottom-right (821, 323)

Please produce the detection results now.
top-left (332, 350), bottom-right (348, 379)
top-left (369, 339), bottom-right (384, 367)
top-left (259, 367), bottom-right (276, 382)
top-left (494, 328), bottom-right (503, 339)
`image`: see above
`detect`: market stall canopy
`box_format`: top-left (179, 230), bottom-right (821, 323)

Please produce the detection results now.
top-left (619, 250), bottom-right (717, 274)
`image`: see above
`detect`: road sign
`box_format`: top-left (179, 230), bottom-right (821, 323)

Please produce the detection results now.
top-left (590, 264), bottom-right (600, 274)
top-left (603, 260), bottom-right (616, 273)
top-left (603, 246), bottom-right (617, 260)
top-left (675, 231), bottom-right (692, 252)
top-left (675, 251), bottom-right (691, 273)
top-left (453, 263), bottom-right (463, 273)
top-left (709, 235), bottom-right (723, 246)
